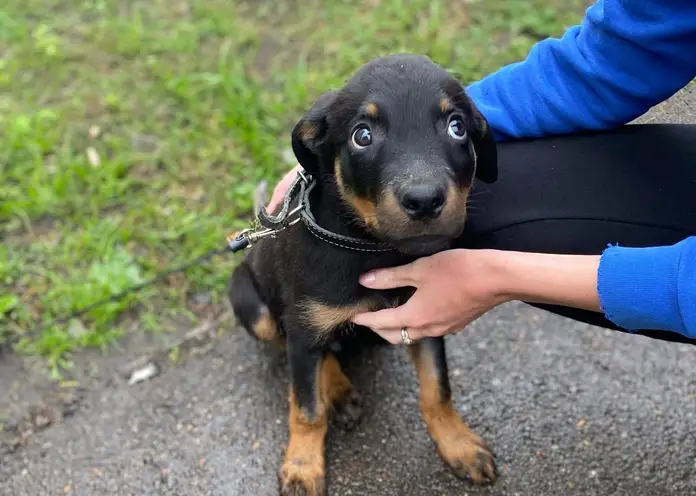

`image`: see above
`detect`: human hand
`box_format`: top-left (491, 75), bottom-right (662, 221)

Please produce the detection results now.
top-left (351, 249), bottom-right (506, 344)
top-left (266, 164), bottom-right (304, 213)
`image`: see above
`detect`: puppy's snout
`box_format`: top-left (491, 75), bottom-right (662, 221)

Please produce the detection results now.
top-left (397, 183), bottom-right (446, 221)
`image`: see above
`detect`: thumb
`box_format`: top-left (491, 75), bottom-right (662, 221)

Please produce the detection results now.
top-left (359, 261), bottom-right (419, 290)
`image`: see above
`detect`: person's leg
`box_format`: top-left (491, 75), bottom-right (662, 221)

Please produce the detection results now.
top-left (460, 123), bottom-right (696, 345)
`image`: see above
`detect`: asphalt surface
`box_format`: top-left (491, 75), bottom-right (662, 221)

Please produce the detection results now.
top-left (2, 86), bottom-right (695, 496)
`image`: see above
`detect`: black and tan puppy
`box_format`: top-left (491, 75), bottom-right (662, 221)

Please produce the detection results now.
top-left (228, 53), bottom-right (498, 495)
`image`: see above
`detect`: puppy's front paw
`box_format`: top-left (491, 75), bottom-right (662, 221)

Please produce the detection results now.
top-left (278, 457), bottom-right (326, 496)
top-left (333, 388), bottom-right (363, 431)
top-left (437, 429), bottom-right (496, 484)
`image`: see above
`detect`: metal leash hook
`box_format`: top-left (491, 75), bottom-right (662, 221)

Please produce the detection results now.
top-left (225, 228), bottom-right (275, 252)
top-left (225, 170), bottom-right (311, 253)
top-left (226, 212), bottom-right (304, 252)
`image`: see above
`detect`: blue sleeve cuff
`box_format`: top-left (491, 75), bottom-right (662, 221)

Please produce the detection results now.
top-left (597, 242), bottom-right (689, 337)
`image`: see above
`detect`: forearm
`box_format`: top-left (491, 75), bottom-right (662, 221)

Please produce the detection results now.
top-left (485, 237), bottom-right (696, 339)
top-left (466, 0), bottom-right (696, 140)
top-left (488, 251), bottom-right (602, 312)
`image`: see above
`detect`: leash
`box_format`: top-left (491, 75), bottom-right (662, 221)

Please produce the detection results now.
top-left (5, 171), bottom-right (393, 347)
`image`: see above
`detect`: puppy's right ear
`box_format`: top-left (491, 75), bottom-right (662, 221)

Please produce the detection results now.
top-left (291, 90), bottom-right (338, 177)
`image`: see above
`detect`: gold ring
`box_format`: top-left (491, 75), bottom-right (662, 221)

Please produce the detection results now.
top-left (401, 327), bottom-right (413, 345)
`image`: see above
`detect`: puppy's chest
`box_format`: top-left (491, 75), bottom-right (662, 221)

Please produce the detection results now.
top-left (284, 230), bottom-right (416, 339)
top-left (297, 286), bottom-right (412, 340)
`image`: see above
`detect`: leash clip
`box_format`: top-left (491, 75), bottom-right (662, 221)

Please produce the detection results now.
top-left (225, 170), bottom-right (313, 253)
top-left (226, 227), bottom-right (275, 252)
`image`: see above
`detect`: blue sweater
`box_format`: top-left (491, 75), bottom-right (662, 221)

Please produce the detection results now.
top-left (466, 0), bottom-right (696, 339)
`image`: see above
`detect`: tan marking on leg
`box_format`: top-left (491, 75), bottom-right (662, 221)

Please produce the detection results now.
top-left (280, 354), bottom-right (358, 495)
top-left (409, 344), bottom-right (496, 484)
top-left (251, 309), bottom-right (284, 347)
top-left (280, 386), bottom-right (328, 496)
top-left (321, 353), bottom-right (363, 430)
top-left (319, 354), bottom-right (352, 404)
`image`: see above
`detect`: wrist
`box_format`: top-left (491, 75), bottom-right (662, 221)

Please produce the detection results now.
top-left (475, 249), bottom-right (519, 306)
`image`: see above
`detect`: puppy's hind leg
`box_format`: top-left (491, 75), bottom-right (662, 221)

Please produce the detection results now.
top-left (228, 261), bottom-right (283, 347)
top-left (321, 352), bottom-right (363, 431)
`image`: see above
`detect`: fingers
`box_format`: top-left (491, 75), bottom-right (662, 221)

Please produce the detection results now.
top-left (359, 261), bottom-right (419, 290)
top-left (370, 326), bottom-right (426, 344)
top-left (351, 307), bottom-right (406, 331)
top-left (351, 306), bottom-right (429, 344)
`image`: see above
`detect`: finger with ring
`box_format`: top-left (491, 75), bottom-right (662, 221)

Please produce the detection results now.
top-left (401, 327), bottom-right (413, 345)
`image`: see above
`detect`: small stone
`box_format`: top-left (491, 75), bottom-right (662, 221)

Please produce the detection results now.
top-left (68, 319), bottom-right (87, 338)
top-left (190, 292), bottom-right (212, 306)
top-left (128, 363), bottom-right (159, 385)
top-left (576, 417), bottom-right (586, 429)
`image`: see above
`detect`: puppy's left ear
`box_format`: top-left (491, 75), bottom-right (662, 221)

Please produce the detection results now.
top-left (291, 90), bottom-right (338, 177)
top-left (470, 106), bottom-right (498, 184)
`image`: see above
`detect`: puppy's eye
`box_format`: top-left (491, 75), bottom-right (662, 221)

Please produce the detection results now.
top-left (351, 125), bottom-right (372, 149)
top-left (447, 117), bottom-right (467, 141)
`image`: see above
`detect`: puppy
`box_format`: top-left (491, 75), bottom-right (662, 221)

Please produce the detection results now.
top-left (228, 53), bottom-right (498, 495)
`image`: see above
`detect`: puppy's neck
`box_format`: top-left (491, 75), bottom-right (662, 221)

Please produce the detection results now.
top-left (307, 176), bottom-right (379, 242)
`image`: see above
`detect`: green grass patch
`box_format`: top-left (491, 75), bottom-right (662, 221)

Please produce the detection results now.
top-left (1, 0), bottom-right (590, 374)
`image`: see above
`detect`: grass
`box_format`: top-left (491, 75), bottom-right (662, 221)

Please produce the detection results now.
top-left (1, 0), bottom-right (591, 374)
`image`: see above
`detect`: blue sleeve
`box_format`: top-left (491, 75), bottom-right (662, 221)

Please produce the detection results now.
top-left (466, 0), bottom-right (696, 141)
top-left (597, 237), bottom-right (696, 339)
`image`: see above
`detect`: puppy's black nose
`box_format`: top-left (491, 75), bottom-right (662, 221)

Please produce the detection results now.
top-left (398, 184), bottom-right (446, 220)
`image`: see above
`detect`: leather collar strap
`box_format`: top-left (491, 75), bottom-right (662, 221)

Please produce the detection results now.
top-left (299, 180), bottom-right (396, 253)
top-left (255, 171), bottom-right (395, 253)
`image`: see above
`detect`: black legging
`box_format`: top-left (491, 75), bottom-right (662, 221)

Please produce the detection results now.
top-left (459, 123), bottom-right (696, 345)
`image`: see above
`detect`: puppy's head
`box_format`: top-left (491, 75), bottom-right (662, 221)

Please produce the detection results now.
top-left (292, 53), bottom-right (497, 256)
